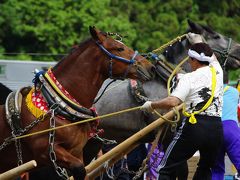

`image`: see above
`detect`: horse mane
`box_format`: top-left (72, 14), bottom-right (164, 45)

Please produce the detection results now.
top-left (53, 38), bottom-right (93, 70)
top-left (0, 83), bottom-right (12, 105)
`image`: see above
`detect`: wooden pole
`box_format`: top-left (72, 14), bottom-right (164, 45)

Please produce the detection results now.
top-left (85, 104), bottom-right (183, 175)
top-left (0, 160), bottom-right (37, 180)
top-left (88, 143), bottom-right (139, 179)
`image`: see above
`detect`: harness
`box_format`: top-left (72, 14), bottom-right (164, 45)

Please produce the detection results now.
top-left (29, 68), bottom-right (97, 122)
top-left (212, 37), bottom-right (232, 70)
top-left (5, 88), bottom-right (24, 166)
top-left (3, 87), bottom-right (41, 166)
top-left (0, 37), bottom-right (141, 179)
top-left (128, 57), bottom-right (181, 180)
top-left (96, 41), bottom-right (138, 80)
top-left (129, 79), bottom-right (149, 104)
top-left (129, 56), bottom-right (173, 104)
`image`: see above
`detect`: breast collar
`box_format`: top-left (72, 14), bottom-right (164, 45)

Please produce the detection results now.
top-left (26, 68), bottom-right (97, 122)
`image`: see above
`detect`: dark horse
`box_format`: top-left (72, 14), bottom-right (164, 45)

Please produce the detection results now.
top-left (0, 26), bottom-right (155, 179)
top-left (88, 20), bottom-right (240, 178)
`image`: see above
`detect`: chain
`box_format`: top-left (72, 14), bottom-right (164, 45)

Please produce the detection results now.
top-left (102, 158), bottom-right (136, 180)
top-left (15, 137), bottom-right (23, 165)
top-left (132, 165), bottom-right (147, 180)
top-left (49, 109), bottom-right (69, 180)
top-left (7, 111), bottom-right (23, 166)
top-left (0, 137), bottom-right (14, 150)
top-left (0, 116), bottom-right (42, 152)
top-left (93, 134), bottom-right (117, 145)
top-left (21, 118), bottom-right (42, 134)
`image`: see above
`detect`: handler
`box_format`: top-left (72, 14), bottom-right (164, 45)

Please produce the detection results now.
top-left (212, 72), bottom-right (240, 180)
top-left (141, 38), bottom-right (224, 179)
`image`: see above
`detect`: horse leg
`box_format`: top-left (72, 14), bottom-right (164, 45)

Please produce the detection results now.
top-left (83, 138), bottom-right (103, 165)
top-left (54, 145), bottom-right (86, 180)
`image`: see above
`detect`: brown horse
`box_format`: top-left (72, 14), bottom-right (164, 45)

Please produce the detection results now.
top-left (0, 26), bottom-right (155, 180)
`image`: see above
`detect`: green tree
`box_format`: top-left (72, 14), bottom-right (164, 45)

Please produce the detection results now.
top-left (0, 0), bottom-right (239, 80)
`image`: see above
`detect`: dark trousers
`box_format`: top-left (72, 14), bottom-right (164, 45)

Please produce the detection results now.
top-left (157, 115), bottom-right (223, 180)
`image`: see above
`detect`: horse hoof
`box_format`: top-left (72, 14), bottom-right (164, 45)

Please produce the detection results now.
top-left (70, 166), bottom-right (86, 180)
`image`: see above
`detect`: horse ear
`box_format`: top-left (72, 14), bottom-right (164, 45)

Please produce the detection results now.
top-left (89, 26), bottom-right (98, 40)
top-left (89, 26), bottom-right (105, 43)
top-left (187, 19), bottom-right (204, 34)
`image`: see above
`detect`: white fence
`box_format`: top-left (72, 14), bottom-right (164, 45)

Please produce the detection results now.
top-left (0, 60), bottom-right (56, 90)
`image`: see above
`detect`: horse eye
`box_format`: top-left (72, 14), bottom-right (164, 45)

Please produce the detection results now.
top-left (117, 48), bottom-right (124, 51)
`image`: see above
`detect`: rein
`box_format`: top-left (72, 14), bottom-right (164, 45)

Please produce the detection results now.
top-left (130, 36), bottom-right (188, 179)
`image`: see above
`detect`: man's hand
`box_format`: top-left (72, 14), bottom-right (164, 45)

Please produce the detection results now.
top-left (186, 32), bottom-right (203, 44)
top-left (140, 101), bottom-right (154, 113)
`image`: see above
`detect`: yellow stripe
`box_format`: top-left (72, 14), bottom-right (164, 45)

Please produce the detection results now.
top-left (44, 71), bottom-right (82, 108)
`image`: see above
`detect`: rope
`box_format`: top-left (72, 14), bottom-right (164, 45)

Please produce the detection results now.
top-left (167, 56), bottom-right (189, 95)
top-left (152, 34), bottom-right (187, 54)
top-left (13, 56), bottom-right (188, 141)
top-left (14, 106), bottom-right (141, 140)
top-left (132, 36), bottom-right (189, 179)
top-left (151, 50), bottom-right (189, 125)
top-left (13, 34), bottom-right (188, 168)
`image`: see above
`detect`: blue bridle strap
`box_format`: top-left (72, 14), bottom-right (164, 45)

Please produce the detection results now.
top-left (96, 41), bottom-right (138, 64)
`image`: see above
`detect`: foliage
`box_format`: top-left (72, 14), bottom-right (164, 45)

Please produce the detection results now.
top-left (0, 0), bottom-right (239, 79)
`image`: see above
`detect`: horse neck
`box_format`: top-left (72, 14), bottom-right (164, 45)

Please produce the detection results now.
top-left (52, 41), bottom-right (108, 108)
top-left (173, 40), bottom-right (189, 63)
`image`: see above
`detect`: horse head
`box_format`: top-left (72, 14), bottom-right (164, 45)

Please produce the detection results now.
top-left (188, 19), bottom-right (240, 70)
top-left (89, 26), bottom-right (155, 81)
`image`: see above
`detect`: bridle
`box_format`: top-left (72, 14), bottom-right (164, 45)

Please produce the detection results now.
top-left (96, 41), bottom-right (138, 80)
top-left (211, 37), bottom-right (232, 70)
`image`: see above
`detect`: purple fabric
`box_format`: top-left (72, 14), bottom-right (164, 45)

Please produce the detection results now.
top-left (146, 143), bottom-right (164, 180)
top-left (212, 120), bottom-right (240, 180)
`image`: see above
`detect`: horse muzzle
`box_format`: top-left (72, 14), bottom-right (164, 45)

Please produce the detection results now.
top-left (136, 64), bottom-right (156, 81)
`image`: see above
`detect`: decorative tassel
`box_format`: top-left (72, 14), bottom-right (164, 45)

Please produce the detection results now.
top-left (189, 114), bottom-right (197, 124)
top-left (26, 88), bottom-right (46, 119)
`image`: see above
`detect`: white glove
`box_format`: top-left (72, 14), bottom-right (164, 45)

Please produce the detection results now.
top-left (186, 32), bottom-right (203, 44)
top-left (140, 101), bottom-right (154, 113)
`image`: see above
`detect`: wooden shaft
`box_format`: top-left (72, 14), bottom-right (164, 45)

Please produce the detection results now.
top-left (85, 104), bottom-right (183, 173)
top-left (88, 143), bottom-right (139, 179)
top-left (0, 160), bottom-right (37, 180)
